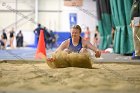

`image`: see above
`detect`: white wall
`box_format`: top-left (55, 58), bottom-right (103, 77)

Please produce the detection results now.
top-left (38, 0), bottom-right (97, 32)
top-left (38, 0), bottom-right (97, 43)
top-left (0, 0), bottom-right (97, 46)
top-left (38, 0), bottom-right (61, 31)
top-left (60, 0), bottom-right (97, 32)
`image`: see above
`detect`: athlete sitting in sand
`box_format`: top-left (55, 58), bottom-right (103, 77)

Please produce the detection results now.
top-left (47, 25), bottom-right (101, 62)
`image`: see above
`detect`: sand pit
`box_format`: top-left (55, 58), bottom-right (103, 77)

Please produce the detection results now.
top-left (0, 61), bottom-right (140, 93)
top-left (46, 51), bottom-right (92, 69)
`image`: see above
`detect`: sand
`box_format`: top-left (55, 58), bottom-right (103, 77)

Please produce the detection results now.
top-left (47, 52), bottom-right (92, 69)
top-left (0, 61), bottom-right (140, 93)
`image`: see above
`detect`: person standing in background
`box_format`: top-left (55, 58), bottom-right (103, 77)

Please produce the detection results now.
top-left (84, 26), bottom-right (91, 42)
top-left (16, 30), bottom-right (23, 47)
top-left (9, 28), bottom-right (15, 48)
top-left (44, 27), bottom-right (51, 49)
top-left (34, 23), bottom-right (42, 45)
top-left (93, 26), bottom-right (100, 48)
top-left (130, 0), bottom-right (140, 59)
top-left (0, 35), bottom-right (5, 49)
top-left (49, 30), bottom-right (56, 49)
top-left (110, 27), bottom-right (115, 48)
top-left (2, 29), bottom-right (7, 49)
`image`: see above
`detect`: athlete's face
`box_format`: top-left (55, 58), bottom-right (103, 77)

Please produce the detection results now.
top-left (71, 28), bottom-right (80, 38)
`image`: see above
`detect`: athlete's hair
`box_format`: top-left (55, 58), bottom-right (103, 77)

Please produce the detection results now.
top-left (71, 25), bottom-right (82, 33)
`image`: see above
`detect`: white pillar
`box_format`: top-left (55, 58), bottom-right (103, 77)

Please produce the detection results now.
top-left (35, 0), bottom-right (38, 25)
top-left (15, 0), bottom-right (18, 30)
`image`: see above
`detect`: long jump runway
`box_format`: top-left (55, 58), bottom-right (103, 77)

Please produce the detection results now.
top-left (0, 47), bottom-right (139, 63)
top-left (0, 47), bottom-right (140, 93)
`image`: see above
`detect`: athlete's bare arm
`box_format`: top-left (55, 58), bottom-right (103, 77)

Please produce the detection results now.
top-left (82, 39), bottom-right (101, 57)
top-left (47, 39), bottom-right (69, 62)
top-left (55, 39), bottom-right (70, 53)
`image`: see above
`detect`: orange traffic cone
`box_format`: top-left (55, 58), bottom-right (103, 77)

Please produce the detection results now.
top-left (35, 29), bottom-right (46, 59)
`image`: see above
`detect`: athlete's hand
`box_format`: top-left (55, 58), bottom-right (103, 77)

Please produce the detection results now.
top-left (95, 50), bottom-right (101, 58)
top-left (46, 58), bottom-right (55, 62)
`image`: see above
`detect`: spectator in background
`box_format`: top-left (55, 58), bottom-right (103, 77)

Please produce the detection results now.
top-left (130, 0), bottom-right (140, 59)
top-left (2, 29), bottom-right (7, 49)
top-left (84, 26), bottom-right (91, 41)
top-left (0, 35), bottom-right (5, 49)
top-left (110, 27), bottom-right (115, 47)
top-left (43, 27), bottom-right (51, 49)
top-left (16, 30), bottom-right (23, 47)
top-left (93, 26), bottom-right (100, 48)
top-left (34, 23), bottom-right (42, 45)
top-left (49, 30), bottom-right (56, 49)
top-left (9, 28), bottom-right (15, 48)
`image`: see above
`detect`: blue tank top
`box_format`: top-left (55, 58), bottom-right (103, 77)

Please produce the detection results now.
top-left (68, 37), bottom-right (82, 53)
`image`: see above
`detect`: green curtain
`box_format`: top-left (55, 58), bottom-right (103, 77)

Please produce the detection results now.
top-left (96, 0), bottom-right (134, 54)
top-left (96, 0), bottom-right (112, 50)
top-left (110, 0), bottom-right (134, 54)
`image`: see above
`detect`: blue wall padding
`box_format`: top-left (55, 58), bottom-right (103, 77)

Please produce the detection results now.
top-left (54, 32), bottom-right (84, 45)
top-left (30, 32), bottom-right (84, 48)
